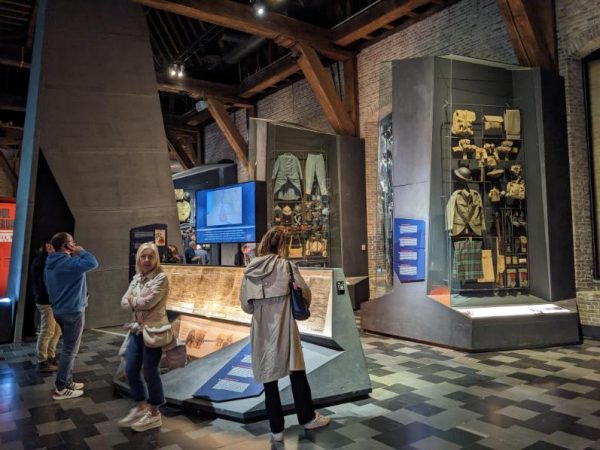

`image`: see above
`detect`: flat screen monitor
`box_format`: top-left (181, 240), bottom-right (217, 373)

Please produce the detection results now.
top-left (196, 181), bottom-right (266, 244)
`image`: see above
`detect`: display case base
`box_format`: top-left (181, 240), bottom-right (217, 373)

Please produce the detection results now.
top-left (361, 293), bottom-right (581, 352)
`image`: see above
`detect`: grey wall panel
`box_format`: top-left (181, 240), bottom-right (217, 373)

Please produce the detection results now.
top-left (392, 58), bottom-right (436, 187)
top-left (37, 0), bottom-right (181, 328)
top-left (514, 70), bottom-right (576, 301)
top-left (513, 71), bottom-right (549, 299)
top-left (537, 70), bottom-right (576, 300)
top-left (336, 135), bottom-right (368, 277)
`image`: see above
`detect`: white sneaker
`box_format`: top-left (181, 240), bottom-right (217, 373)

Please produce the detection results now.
top-left (304, 412), bottom-right (330, 430)
top-left (131, 411), bottom-right (162, 432)
top-left (271, 431), bottom-right (283, 442)
top-left (118, 406), bottom-right (147, 427)
top-left (67, 381), bottom-right (84, 390)
top-left (53, 387), bottom-right (84, 401)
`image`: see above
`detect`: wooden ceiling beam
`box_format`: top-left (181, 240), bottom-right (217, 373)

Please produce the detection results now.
top-left (0, 93), bottom-right (25, 112)
top-left (131, 0), bottom-right (353, 61)
top-left (166, 130), bottom-right (195, 169)
top-left (296, 43), bottom-right (356, 136)
top-left (239, 54), bottom-right (299, 99)
top-left (206, 98), bottom-right (251, 173)
top-left (156, 72), bottom-right (254, 108)
top-left (0, 43), bottom-right (30, 68)
top-left (496, 0), bottom-right (557, 72)
top-left (343, 57), bottom-right (359, 136)
top-left (333, 0), bottom-right (432, 47)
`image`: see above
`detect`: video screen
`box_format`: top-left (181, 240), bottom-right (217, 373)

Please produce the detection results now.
top-left (206, 186), bottom-right (242, 227)
top-left (196, 182), bottom-right (258, 244)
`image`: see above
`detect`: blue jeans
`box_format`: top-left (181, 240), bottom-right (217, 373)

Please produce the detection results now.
top-left (125, 333), bottom-right (164, 406)
top-left (54, 312), bottom-right (85, 391)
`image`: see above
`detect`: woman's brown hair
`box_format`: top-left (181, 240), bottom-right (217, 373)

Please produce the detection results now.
top-left (257, 226), bottom-right (286, 256)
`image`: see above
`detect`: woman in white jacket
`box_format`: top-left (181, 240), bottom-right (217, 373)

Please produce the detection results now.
top-left (118, 242), bottom-right (170, 432)
top-left (240, 227), bottom-right (330, 442)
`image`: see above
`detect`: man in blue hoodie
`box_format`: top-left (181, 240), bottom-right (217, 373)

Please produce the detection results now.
top-left (45, 232), bottom-right (98, 400)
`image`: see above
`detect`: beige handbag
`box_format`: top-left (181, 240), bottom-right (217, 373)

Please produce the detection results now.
top-left (288, 235), bottom-right (303, 258)
top-left (142, 322), bottom-right (174, 349)
top-left (477, 249), bottom-right (495, 282)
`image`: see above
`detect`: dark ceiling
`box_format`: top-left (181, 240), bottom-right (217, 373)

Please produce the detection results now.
top-left (0, 0), bottom-right (457, 171)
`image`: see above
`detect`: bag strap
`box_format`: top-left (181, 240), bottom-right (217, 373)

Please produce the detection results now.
top-left (287, 260), bottom-right (296, 283)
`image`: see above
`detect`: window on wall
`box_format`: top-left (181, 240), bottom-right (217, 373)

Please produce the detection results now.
top-left (584, 49), bottom-right (600, 278)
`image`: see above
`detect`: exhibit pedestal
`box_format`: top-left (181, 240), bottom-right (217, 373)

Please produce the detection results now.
top-left (362, 294), bottom-right (579, 351)
top-left (113, 266), bottom-right (372, 421)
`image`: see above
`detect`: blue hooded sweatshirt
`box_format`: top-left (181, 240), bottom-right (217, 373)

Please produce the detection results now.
top-left (44, 250), bottom-right (98, 315)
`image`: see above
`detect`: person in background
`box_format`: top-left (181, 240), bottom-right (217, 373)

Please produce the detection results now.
top-left (194, 244), bottom-right (210, 265)
top-left (45, 232), bottom-right (98, 400)
top-left (164, 244), bottom-right (182, 263)
top-left (184, 238), bottom-right (197, 264)
top-left (119, 242), bottom-right (169, 432)
top-left (239, 227), bottom-right (330, 443)
top-left (31, 237), bottom-right (61, 373)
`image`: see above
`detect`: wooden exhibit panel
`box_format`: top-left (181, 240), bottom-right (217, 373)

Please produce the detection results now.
top-left (163, 265), bottom-right (333, 338)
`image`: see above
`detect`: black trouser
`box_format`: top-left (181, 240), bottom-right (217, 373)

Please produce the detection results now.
top-left (263, 370), bottom-right (315, 433)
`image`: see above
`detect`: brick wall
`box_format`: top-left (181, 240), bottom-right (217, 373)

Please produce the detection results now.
top-left (557, 0), bottom-right (600, 327)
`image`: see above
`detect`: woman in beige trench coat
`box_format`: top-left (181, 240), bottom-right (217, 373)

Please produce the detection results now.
top-left (240, 227), bottom-right (330, 442)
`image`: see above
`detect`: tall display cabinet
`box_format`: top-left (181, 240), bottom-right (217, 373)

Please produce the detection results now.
top-left (361, 56), bottom-right (580, 351)
top-left (249, 119), bottom-right (369, 279)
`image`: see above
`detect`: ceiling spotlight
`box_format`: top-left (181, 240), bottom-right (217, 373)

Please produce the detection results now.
top-left (252, 0), bottom-right (266, 17)
top-left (169, 63), bottom-right (185, 78)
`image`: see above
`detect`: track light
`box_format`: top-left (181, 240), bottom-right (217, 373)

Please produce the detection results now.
top-left (169, 63), bottom-right (185, 78)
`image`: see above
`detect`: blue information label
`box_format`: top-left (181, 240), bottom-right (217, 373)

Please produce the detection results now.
top-left (194, 343), bottom-right (264, 402)
top-left (393, 218), bottom-right (426, 282)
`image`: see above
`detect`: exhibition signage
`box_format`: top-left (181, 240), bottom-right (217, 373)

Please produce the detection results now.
top-left (0, 200), bottom-right (15, 297)
top-left (129, 224), bottom-right (167, 281)
top-left (393, 218), bottom-right (426, 282)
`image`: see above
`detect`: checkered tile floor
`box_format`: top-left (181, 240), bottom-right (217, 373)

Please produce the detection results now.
top-left (1, 328), bottom-right (599, 449)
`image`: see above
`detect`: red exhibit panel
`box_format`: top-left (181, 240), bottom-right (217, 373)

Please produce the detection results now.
top-left (0, 199), bottom-right (15, 297)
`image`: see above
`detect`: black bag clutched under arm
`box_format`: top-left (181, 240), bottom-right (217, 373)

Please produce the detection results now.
top-left (287, 261), bottom-right (310, 321)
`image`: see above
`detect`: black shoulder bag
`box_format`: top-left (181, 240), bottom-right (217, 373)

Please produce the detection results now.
top-left (287, 261), bottom-right (310, 321)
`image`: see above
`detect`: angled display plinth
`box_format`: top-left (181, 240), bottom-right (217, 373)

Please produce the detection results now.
top-left (114, 266), bottom-right (371, 421)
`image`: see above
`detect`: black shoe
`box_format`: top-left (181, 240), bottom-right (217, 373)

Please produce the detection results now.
top-left (48, 356), bottom-right (58, 366)
top-left (36, 360), bottom-right (57, 373)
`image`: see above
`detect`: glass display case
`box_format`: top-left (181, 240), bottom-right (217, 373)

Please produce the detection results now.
top-left (362, 56), bottom-right (578, 351)
top-left (268, 149), bottom-right (331, 267)
top-left (428, 57), bottom-right (530, 306)
top-left (248, 119), bottom-right (368, 278)
top-left (375, 61), bottom-right (394, 297)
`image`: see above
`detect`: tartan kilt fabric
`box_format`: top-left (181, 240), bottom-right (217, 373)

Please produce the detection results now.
top-left (452, 240), bottom-right (483, 281)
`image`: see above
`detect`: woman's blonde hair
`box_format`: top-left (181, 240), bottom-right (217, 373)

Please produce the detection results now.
top-left (257, 226), bottom-right (286, 256)
top-left (135, 242), bottom-right (162, 274)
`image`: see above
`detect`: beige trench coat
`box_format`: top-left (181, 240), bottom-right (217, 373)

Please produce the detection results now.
top-left (239, 254), bottom-right (311, 384)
